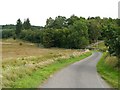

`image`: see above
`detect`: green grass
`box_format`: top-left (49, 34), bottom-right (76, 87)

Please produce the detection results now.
top-left (93, 41), bottom-right (107, 52)
top-left (97, 52), bottom-right (119, 88)
top-left (10, 52), bottom-right (92, 88)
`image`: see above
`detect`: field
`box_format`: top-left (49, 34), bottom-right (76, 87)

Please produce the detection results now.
top-left (2, 39), bottom-right (80, 60)
top-left (2, 38), bottom-right (90, 87)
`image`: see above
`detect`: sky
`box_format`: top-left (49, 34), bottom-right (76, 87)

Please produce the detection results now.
top-left (0, 0), bottom-right (119, 26)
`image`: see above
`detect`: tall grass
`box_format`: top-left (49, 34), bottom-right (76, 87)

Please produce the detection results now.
top-left (97, 52), bottom-right (119, 88)
top-left (12, 52), bottom-right (92, 88)
top-left (3, 52), bottom-right (91, 88)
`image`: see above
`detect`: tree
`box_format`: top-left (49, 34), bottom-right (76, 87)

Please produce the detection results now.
top-left (53, 16), bottom-right (67, 29)
top-left (103, 24), bottom-right (120, 66)
top-left (45, 17), bottom-right (54, 28)
top-left (87, 19), bottom-right (101, 43)
top-left (71, 20), bottom-right (89, 48)
top-left (16, 19), bottom-right (22, 36)
top-left (45, 16), bottom-right (67, 29)
top-left (67, 15), bottom-right (79, 26)
top-left (42, 29), bottom-right (55, 48)
top-left (23, 18), bottom-right (31, 30)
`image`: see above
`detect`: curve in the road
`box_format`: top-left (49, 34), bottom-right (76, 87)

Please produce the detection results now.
top-left (40, 52), bottom-right (111, 88)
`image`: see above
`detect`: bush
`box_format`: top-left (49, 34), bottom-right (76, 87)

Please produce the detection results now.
top-left (2, 29), bottom-right (15, 39)
top-left (19, 43), bottom-right (22, 46)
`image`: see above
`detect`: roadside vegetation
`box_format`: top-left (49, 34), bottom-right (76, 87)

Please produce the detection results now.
top-left (97, 18), bottom-right (120, 89)
top-left (97, 52), bottom-right (119, 88)
top-left (11, 51), bottom-right (91, 88)
top-left (96, 42), bottom-right (119, 88)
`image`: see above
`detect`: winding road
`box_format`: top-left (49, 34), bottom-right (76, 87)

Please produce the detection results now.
top-left (40, 52), bottom-right (111, 88)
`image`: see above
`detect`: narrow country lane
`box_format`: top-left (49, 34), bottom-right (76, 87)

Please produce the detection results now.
top-left (40, 52), bottom-right (111, 88)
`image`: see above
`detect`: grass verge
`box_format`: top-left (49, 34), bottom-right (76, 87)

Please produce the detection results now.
top-left (10, 52), bottom-right (92, 88)
top-left (97, 52), bottom-right (119, 88)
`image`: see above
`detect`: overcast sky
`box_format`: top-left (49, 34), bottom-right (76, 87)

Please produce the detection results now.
top-left (0, 0), bottom-right (119, 26)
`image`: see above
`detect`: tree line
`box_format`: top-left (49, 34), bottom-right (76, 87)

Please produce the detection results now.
top-left (103, 19), bottom-right (120, 67)
top-left (1, 15), bottom-right (120, 53)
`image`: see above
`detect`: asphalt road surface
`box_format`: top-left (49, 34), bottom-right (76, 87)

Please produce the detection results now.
top-left (40, 52), bottom-right (111, 88)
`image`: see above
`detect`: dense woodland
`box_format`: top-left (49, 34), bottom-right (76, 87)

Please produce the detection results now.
top-left (1, 15), bottom-right (120, 64)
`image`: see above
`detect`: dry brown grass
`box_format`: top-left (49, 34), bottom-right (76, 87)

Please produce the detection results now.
top-left (2, 38), bottom-right (80, 60)
top-left (105, 55), bottom-right (118, 67)
top-left (2, 38), bottom-right (90, 87)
